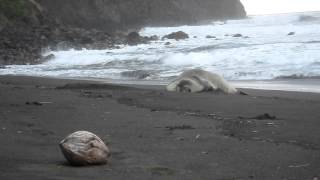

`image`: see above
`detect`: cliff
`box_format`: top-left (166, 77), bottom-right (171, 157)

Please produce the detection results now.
top-left (37, 0), bottom-right (246, 31)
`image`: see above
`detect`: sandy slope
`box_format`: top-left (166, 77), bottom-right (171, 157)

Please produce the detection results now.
top-left (0, 76), bottom-right (319, 180)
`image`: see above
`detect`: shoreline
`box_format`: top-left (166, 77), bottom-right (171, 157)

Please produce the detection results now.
top-left (1, 74), bottom-right (320, 93)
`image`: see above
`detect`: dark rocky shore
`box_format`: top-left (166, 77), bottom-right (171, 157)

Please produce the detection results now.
top-left (0, 76), bottom-right (319, 180)
top-left (0, 0), bottom-right (246, 65)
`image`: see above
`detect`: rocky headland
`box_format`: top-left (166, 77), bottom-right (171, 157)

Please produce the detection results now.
top-left (0, 0), bottom-right (246, 65)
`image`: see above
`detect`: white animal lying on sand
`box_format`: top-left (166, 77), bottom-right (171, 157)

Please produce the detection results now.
top-left (167, 69), bottom-right (241, 94)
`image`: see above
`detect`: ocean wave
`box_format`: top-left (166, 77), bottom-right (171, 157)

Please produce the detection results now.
top-left (1, 11), bottom-right (320, 82)
top-left (187, 43), bottom-right (251, 52)
top-left (275, 74), bottom-right (320, 80)
top-left (298, 15), bottom-right (320, 22)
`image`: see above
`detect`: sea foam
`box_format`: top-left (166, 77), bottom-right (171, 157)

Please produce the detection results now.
top-left (1, 11), bottom-right (320, 83)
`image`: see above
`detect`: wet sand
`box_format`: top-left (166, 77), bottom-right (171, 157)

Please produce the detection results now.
top-left (0, 75), bottom-right (319, 180)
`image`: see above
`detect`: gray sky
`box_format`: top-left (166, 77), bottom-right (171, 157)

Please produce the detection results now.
top-left (241, 0), bottom-right (320, 15)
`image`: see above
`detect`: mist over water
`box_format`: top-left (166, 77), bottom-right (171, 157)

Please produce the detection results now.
top-left (1, 12), bottom-right (320, 87)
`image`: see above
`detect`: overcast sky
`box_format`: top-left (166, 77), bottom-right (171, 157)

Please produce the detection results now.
top-left (241, 0), bottom-right (320, 15)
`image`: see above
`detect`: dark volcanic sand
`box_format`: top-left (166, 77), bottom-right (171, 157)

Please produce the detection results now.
top-left (0, 76), bottom-right (319, 180)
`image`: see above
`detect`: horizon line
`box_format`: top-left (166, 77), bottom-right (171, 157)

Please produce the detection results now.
top-left (247, 10), bottom-right (320, 16)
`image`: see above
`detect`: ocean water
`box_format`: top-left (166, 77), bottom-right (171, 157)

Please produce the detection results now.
top-left (1, 12), bottom-right (320, 91)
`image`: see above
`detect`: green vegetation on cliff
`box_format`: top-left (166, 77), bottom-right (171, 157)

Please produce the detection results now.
top-left (0, 0), bottom-right (26, 19)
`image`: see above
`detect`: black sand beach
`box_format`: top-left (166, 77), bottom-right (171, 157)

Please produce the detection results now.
top-left (0, 76), bottom-right (319, 180)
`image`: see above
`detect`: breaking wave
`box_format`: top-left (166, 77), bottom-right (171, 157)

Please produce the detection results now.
top-left (1, 11), bottom-right (320, 82)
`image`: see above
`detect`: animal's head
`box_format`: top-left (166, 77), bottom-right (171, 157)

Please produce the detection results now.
top-left (176, 79), bottom-right (193, 92)
top-left (168, 78), bottom-right (204, 93)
